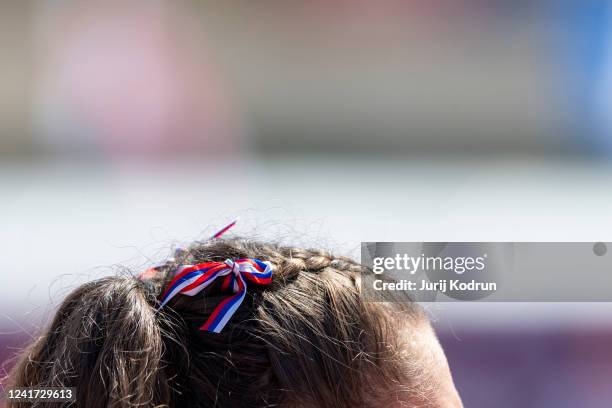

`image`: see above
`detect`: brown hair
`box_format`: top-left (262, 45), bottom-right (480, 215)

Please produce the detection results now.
top-left (8, 238), bottom-right (425, 407)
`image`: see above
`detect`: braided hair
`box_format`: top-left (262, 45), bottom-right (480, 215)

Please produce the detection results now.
top-left (9, 238), bottom-right (424, 408)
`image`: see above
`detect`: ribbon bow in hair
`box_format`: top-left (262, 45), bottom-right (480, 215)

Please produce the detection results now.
top-left (158, 258), bottom-right (273, 333)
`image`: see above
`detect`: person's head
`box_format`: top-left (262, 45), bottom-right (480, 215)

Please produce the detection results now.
top-left (9, 238), bottom-right (462, 408)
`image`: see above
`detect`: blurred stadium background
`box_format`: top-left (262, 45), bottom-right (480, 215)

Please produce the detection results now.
top-left (2, 1), bottom-right (612, 407)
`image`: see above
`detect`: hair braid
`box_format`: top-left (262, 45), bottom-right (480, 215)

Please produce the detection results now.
top-left (9, 235), bottom-right (435, 408)
top-left (151, 238), bottom-right (363, 294)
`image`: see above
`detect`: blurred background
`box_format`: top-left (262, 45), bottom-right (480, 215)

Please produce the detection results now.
top-left (2, 1), bottom-right (612, 407)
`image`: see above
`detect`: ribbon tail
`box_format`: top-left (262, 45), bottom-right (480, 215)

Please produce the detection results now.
top-left (211, 218), bottom-right (238, 240)
top-left (200, 273), bottom-right (247, 333)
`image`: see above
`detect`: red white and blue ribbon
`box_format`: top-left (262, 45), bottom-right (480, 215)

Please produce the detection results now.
top-left (157, 258), bottom-right (273, 333)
